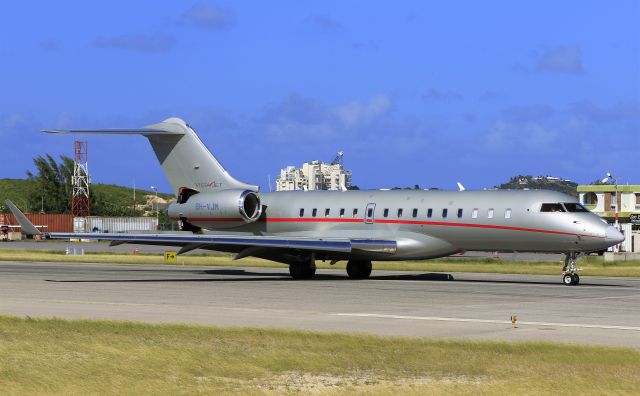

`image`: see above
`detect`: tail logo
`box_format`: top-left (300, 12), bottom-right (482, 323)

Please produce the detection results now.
top-left (195, 181), bottom-right (224, 189)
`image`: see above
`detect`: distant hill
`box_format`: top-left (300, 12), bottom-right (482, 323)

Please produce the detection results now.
top-left (0, 178), bottom-right (174, 214)
top-left (496, 175), bottom-right (578, 197)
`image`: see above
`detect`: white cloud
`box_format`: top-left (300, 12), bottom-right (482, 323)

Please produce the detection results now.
top-left (536, 45), bottom-right (584, 74)
top-left (309, 15), bottom-right (341, 32)
top-left (256, 93), bottom-right (392, 142)
top-left (332, 94), bottom-right (391, 127)
top-left (485, 120), bottom-right (556, 152)
top-left (92, 33), bottom-right (174, 53)
top-left (180, 3), bottom-right (236, 30)
top-left (421, 88), bottom-right (463, 102)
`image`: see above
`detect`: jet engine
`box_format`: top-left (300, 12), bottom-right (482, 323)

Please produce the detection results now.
top-left (168, 189), bottom-right (262, 229)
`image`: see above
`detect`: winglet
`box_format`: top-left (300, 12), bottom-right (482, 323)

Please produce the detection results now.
top-left (4, 200), bottom-right (42, 236)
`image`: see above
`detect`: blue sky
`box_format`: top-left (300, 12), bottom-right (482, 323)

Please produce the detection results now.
top-left (1, 1), bottom-right (639, 193)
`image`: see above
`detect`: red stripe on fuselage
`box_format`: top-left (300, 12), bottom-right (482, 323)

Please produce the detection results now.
top-left (189, 217), bottom-right (604, 239)
top-left (189, 218), bottom-right (244, 222)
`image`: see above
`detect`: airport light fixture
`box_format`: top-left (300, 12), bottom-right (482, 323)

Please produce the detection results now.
top-left (150, 186), bottom-right (158, 230)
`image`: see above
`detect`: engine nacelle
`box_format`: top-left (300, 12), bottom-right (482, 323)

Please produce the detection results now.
top-left (168, 189), bottom-right (262, 229)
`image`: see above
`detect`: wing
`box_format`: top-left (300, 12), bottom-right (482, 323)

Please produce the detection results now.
top-left (5, 200), bottom-right (396, 258)
top-left (46, 232), bottom-right (396, 256)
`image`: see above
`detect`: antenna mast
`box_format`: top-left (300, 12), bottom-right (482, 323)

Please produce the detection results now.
top-left (71, 140), bottom-right (90, 217)
top-left (330, 150), bottom-right (344, 165)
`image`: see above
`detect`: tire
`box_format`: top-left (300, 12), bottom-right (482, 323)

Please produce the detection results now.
top-left (562, 274), bottom-right (574, 286)
top-left (289, 261), bottom-right (316, 280)
top-left (572, 274), bottom-right (580, 285)
top-left (346, 260), bottom-right (372, 279)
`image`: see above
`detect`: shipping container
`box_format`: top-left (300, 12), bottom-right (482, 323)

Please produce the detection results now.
top-left (1, 213), bottom-right (157, 234)
top-left (81, 217), bottom-right (158, 233)
top-left (0, 213), bottom-right (74, 233)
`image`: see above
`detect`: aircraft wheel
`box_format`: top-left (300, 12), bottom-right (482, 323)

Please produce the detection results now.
top-left (572, 274), bottom-right (580, 285)
top-left (562, 273), bottom-right (574, 286)
top-left (346, 260), bottom-right (372, 279)
top-left (289, 261), bottom-right (316, 280)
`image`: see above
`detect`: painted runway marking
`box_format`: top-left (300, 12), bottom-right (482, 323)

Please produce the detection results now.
top-left (334, 313), bottom-right (640, 331)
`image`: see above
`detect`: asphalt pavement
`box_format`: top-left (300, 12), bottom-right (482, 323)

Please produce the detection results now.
top-left (0, 261), bottom-right (637, 347)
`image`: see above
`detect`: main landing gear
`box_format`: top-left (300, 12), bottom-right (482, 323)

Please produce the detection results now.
top-left (289, 258), bottom-right (316, 280)
top-left (562, 252), bottom-right (580, 286)
top-left (346, 260), bottom-right (372, 279)
top-left (289, 257), bottom-right (373, 280)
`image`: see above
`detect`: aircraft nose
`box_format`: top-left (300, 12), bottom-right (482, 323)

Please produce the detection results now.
top-left (605, 226), bottom-right (624, 245)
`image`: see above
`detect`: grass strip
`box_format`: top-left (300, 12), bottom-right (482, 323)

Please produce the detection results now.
top-left (1, 248), bottom-right (639, 277)
top-left (0, 316), bottom-right (638, 395)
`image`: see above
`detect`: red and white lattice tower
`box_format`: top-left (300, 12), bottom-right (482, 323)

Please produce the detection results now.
top-left (71, 141), bottom-right (90, 217)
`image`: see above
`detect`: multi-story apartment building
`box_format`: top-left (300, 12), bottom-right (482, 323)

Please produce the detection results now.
top-left (275, 160), bottom-right (352, 191)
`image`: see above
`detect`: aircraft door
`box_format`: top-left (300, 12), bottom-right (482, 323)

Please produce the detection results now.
top-left (364, 203), bottom-right (376, 224)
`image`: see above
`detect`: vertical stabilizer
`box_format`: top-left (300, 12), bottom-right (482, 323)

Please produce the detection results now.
top-left (43, 117), bottom-right (258, 194)
top-left (143, 118), bottom-right (257, 194)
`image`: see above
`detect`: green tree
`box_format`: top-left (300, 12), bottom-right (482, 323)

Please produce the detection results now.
top-left (26, 154), bottom-right (110, 215)
top-left (26, 155), bottom-right (74, 214)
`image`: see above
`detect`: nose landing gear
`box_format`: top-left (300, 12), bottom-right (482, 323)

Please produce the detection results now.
top-left (562, 252), bottom-right (581, 285)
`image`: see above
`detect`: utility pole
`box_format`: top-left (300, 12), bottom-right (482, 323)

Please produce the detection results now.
top-left (603, 172), bottom-right (620, 252)
top-left (151, 186), bottom-right (158, 230)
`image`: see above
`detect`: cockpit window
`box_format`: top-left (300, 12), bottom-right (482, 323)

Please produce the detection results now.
top-left (563, 203), bottom-right (589, 212)
top-left (540, 203), bottom-right (565, 212)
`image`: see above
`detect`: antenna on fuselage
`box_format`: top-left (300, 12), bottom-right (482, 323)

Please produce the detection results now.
top-left (456, 182), bottom-right (466, 191)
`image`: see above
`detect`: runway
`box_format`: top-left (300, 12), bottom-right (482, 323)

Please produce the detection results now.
top-left (1, 261), bottom-right (638, 348)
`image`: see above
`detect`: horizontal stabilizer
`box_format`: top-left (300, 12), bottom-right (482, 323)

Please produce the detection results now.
top-left (4, 200), bottom-right (42, 236)
top-left (41, 128), bottom-right (183, 136)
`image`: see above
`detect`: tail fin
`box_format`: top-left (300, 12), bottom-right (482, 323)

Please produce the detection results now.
top-left (43, 117), bottom-right (257, 194)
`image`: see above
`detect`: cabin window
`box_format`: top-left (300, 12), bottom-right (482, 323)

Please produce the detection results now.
top-left (312, 208), bottom-right (317, 217)
top-left (471, 208), bottom-right (478, 219)
top-left (412, 208), bottom-right (418, 218)
top-left (488, 208), bottom-right (494, 219)
top-left (505, 208), bottom-right (512, 219)
top-left (299, 208), bottom-right (304, 217)
top-left (457, 208), bottom-right (463, 218)
top-left (427, 208), bottom-right (433, 218)
top-left (339, 208), bottom-right (345, 217)
top-left (352, 208), bottom-right (358, 218)
top-left (397, 208), bottom-right (403, 218)
top-left (383, 208), bottom-right (389, 217)
top-left (367, 208), bottom-right (374, 218)
top-left (325, 208), bottom-right (330, 217)
top-left (442, 208), bottom-right (448, 218)
top-left (540, 203), bottom-right (565, 213)
top-left (563, 203), bottom-right (588, 213)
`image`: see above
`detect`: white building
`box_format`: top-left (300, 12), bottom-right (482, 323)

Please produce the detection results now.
top-left (276, 160), bottom-right (352, 191)
top-left (578, 184), bottom-right (640, 253)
